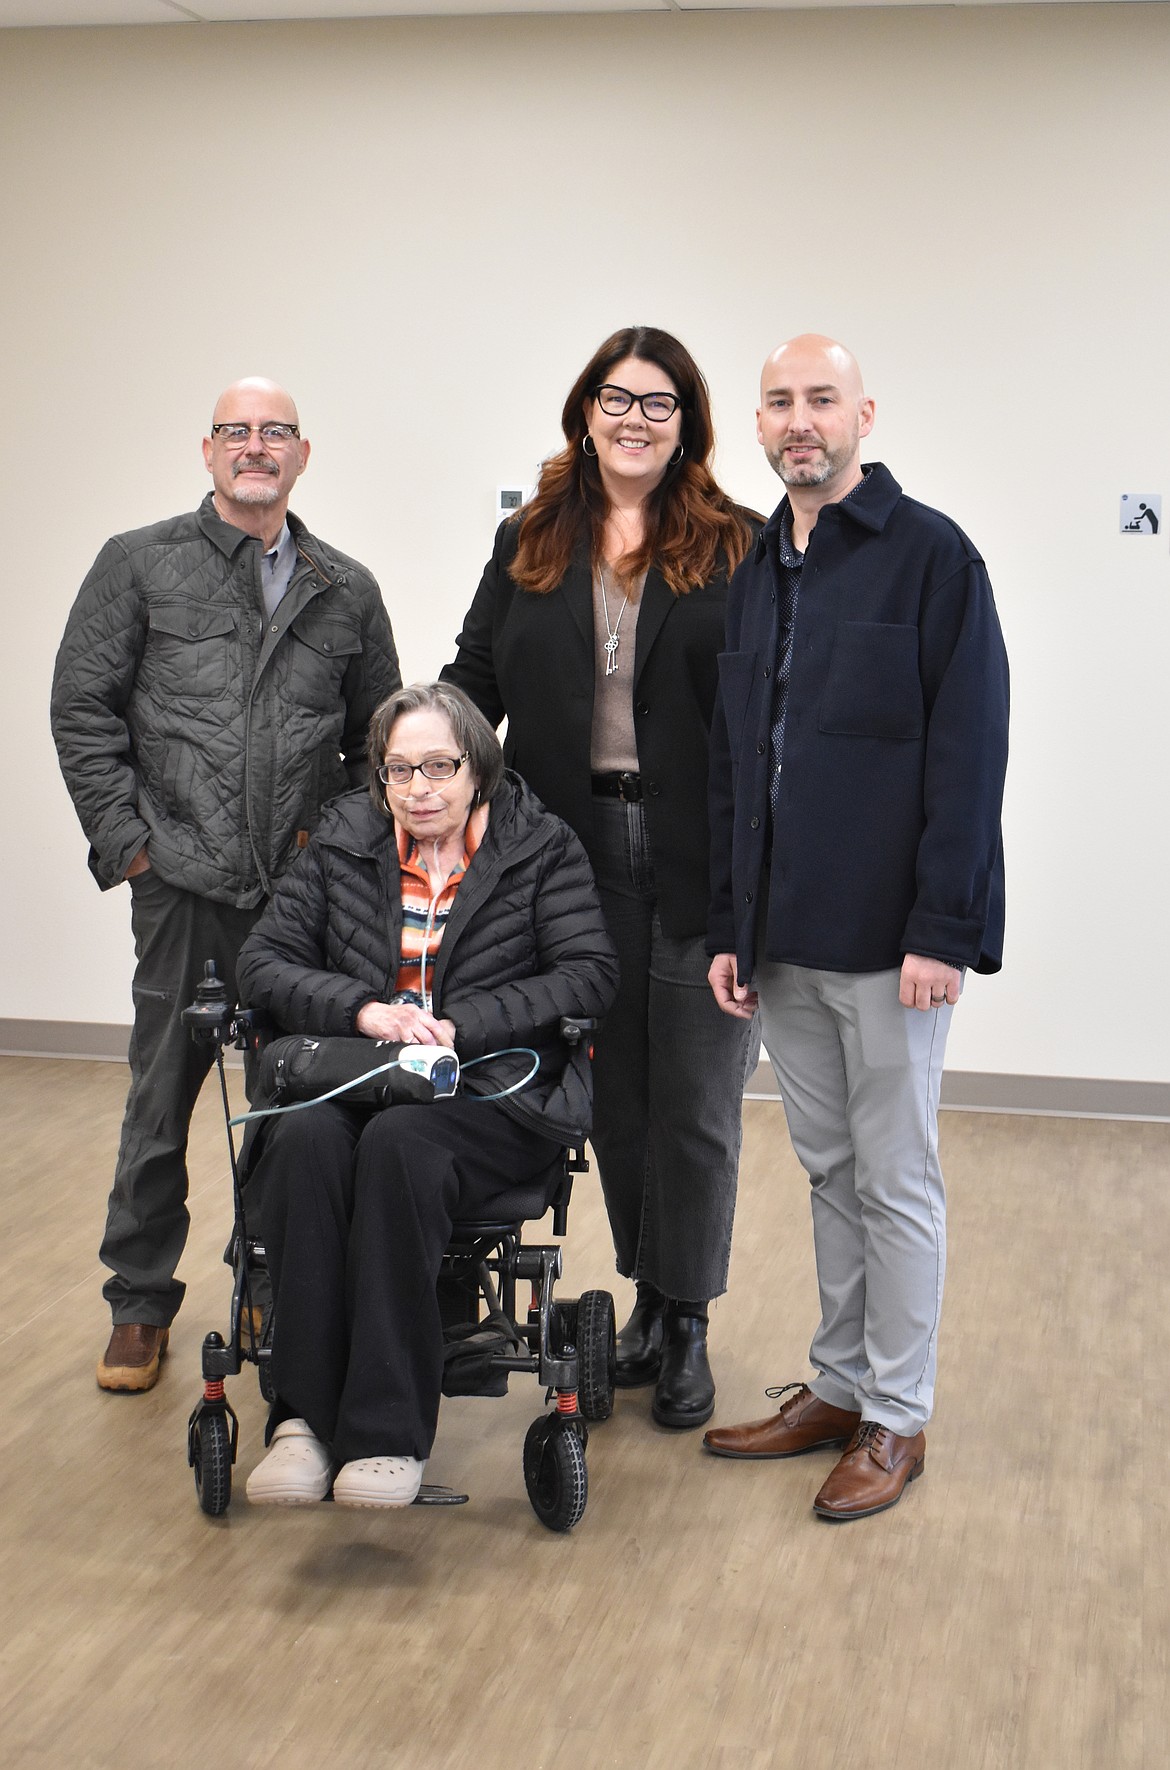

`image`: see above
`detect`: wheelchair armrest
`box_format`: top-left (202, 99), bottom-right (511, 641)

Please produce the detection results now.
top-left (559, 1015), bottom-right (600, 1048)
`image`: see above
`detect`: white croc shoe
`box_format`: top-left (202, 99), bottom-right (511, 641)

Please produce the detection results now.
top-left (246, 1418), bottom-right (334, 1505)
top-left (332, 1456), bottom-right (426, 1509)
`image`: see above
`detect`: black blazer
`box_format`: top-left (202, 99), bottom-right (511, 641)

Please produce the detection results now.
top-left (442, 516), bottom-right (755, 938)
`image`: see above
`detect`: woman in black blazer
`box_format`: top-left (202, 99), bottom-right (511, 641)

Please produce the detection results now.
top-left (443, 326), bottom-right (760, 1429)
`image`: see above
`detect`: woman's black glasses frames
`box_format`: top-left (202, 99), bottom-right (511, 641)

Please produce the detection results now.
top-left (377, 754), bottom-right (471, 787)
top-left (592, 385), bottom-right (682, 422)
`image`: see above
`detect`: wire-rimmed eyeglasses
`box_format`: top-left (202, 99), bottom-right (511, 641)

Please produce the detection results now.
top-left (593, 384), bottom-right (682, 422)
top-left (210, 422), bottom-right (301, 446)
top-left (377, 754), bottom-right (471, 788)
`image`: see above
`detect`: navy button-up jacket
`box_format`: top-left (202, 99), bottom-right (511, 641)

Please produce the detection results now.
top-left (707, 463), bottom-right (1009, 980)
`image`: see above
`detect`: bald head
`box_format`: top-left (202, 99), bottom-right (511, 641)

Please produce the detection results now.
top-left (756, 333), bottom-right (874, 503)
top-left (761, 334), bottom-right (867, 406)
top-left (210, 376), bottom-right (300, 431)
top-left (202, 376), bottom-right (310, 542)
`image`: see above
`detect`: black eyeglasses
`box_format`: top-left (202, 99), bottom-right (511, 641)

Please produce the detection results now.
top-left (593, 384), bottom-right (682, 422)
top-left (377, 754), bottom-right (470, 788)
top-left (211, 423), bottom-right (301, 446)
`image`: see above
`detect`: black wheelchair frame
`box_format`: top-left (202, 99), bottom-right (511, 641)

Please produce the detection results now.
top-left (182, 963), bottom-right (616, 1532)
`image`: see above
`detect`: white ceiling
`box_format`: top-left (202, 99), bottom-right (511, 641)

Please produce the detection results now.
top-left (0, 0), bottom-right (1144, 26)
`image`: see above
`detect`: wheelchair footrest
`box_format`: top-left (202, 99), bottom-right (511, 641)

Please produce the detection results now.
top-left (412, 1484), bottom-right (470, 1506)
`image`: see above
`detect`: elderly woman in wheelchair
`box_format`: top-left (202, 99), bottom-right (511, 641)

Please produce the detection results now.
top-left (236, 682), bottom-right (617, 1509)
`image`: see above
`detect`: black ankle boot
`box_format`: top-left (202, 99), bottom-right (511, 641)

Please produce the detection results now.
top-left (614, 1281), bottom-right (667, 1388)
top-left (652, 1301), bottom-right (715, 1429)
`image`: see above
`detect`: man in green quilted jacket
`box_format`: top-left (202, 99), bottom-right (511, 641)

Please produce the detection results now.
top-left (51, 378), bottom-right (401, 1392)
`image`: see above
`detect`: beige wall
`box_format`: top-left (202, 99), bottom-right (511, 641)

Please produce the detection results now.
top-left (3, 6), bottom-right (1168, 1081)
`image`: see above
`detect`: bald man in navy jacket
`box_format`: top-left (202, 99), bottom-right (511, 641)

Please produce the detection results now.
top-left (702, 335), bottom-right (1009, 1522)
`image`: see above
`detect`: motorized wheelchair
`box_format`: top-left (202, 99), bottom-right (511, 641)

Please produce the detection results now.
top-left (182, 962), bottom-right (616, 1533)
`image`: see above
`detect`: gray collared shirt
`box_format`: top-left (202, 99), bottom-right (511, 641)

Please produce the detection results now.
top-left (260, 522), bottom-right (297, 620)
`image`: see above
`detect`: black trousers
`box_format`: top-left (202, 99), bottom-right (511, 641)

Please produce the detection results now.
top-left (101, 870), bottom-right (262, 1325)
top-left (255, 1097), bottom-right (563, 1462)
top-left (583, 798), bottom-right (759, 1301)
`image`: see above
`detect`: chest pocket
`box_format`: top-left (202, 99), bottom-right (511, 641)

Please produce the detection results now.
top-left (818, 622), bottom-right (923, 741)
top-left (145, 602), bottom-right (236, 699)
top-left (288, 609), bottom-right (363, 712)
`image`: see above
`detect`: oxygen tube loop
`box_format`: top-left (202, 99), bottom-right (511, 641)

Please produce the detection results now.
top-left (229, 1046), bottom-right (541, 1128)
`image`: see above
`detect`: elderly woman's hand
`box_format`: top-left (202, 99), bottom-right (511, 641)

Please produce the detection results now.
top-left (355, 1000), bottom-right (457, 1047)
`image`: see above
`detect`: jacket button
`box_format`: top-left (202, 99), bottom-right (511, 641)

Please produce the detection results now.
top-left (636, 702), bottom-right (649, 716)
top-left (745, 890), bottom-right (753, 904)
top-left (270, 622), bottom-right (279, 634)
top-left (750, 816), bottom-right (760, 830)
top-left (323, 640), bottom-right (333, 654)
top-left (647, 781), bottom-right (660, 796)
top-left (763, 666), bottom-right (770, 679)
top-left (756, 742), bottom-right (765, 755)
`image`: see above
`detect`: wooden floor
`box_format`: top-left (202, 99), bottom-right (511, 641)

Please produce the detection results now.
top-left (0, 1056), bottom-right (1165, 1770)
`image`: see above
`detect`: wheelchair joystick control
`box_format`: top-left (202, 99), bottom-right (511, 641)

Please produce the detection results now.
top-left (181, 961), bottom-right (235, 1044)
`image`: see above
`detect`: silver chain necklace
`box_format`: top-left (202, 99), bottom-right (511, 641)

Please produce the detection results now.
top-left (598, 565), bottom-right (631, 676)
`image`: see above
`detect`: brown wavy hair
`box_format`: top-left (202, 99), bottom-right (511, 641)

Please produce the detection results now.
top-left (509, 326), bottom-right (755, 596)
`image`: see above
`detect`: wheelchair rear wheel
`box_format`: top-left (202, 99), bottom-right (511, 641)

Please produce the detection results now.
top-left (523, 1416), bottom-right (588, 1532)
top-left (192, 1412), bottom-right (233, 1516)
top-left (576, 1289), bottom-right (616, 1422)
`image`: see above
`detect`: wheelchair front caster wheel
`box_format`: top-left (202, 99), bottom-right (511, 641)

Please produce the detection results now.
top-left (192, 1412), bottom-right (233, 1515)
top-left (576, 1289), bottom-right (616, 1422)
top-left (523, 1416), bottom-right (588, 1532)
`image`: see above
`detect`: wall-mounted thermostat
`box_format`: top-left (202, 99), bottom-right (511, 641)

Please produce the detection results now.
top-left (496, 485), bottom-right (535, 528)
top-left (1119, 493), bottom-right (1161, 535)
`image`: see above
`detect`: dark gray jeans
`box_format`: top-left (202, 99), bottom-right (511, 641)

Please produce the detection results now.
top-left (585, 797), bottom-right (760, 1302)
top-left (100, 870), bottom-right (262, 1326)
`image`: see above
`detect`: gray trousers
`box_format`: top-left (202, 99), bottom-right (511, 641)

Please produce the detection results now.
top-left (755, 962), bottom-right (954, 1435)
top-left (101, 870), bottom-right (262, 1326)
top-left (586, 798), bottom-right (760, 1302)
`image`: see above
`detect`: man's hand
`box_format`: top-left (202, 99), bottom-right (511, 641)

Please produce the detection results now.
top-left (124, 846), bottom-right (151, 879)
top-left (708, 953), bottom-right (759, 1020)
top-left (899, 954), bottom-right (961, 1012)
top-left (355, 1001), bottom-right (457, 1047)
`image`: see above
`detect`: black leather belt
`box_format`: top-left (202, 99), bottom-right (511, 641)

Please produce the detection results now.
top-left (592, 771), bottom-right (643, 803)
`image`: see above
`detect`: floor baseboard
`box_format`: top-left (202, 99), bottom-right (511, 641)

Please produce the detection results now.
top-left (3, 1020), bottom-right (1166, 1122)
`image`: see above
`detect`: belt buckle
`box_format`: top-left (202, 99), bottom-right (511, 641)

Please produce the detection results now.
top-left (617, 772), bottom-right (639, 803)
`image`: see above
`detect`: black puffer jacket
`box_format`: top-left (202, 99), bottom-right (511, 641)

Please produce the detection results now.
top-left (51, 494), bottom-right (401, 905)
top-left (236, 777), bottom-right (619, 1146)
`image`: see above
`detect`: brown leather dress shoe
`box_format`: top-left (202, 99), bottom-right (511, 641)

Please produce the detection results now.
top-left (813, 1422), bottom-right (926, 1520)
top-left (97, 1323), bottom-right (170, 1393)
top-left (702, 1383), bottom-right (861, 1459)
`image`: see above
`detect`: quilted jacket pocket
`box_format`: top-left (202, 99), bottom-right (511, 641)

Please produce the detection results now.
top-left (144, 602), bottom-right (236, 699)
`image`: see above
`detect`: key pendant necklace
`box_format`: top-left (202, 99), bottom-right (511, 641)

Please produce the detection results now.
top-left (598, 566), bottom-right (630, 676)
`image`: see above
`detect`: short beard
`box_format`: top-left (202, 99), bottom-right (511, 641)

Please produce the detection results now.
top-left (229, 465), bottom-right (281, 505)
top-left (766, 444), bottom-right (844, 488)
